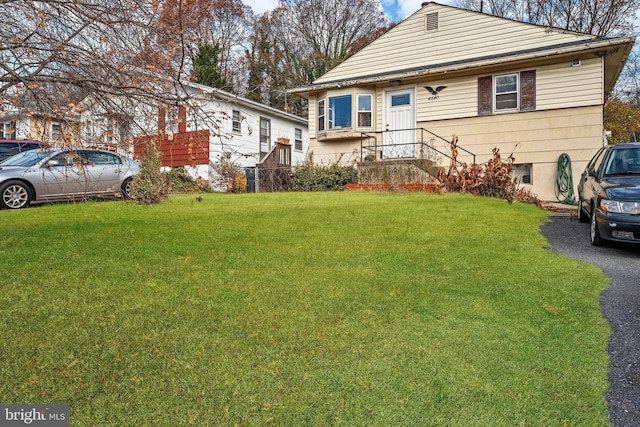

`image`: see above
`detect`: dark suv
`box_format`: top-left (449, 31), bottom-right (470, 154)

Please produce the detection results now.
top-left (577, 142), bottom-right (640, 246)
top-left (0, 140), bottom-right (46, 162)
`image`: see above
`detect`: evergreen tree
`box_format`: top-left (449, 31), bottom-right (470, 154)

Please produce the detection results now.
top-left (192, 41), bottom-right (234, 93)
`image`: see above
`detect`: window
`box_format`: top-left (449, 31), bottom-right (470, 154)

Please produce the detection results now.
top-left (0, 121), bottom-right (16, 139)
top-left (317, 99), bottom-right (325, 132)
top-left (357, 94), bottom-right (372, 128)
top-left (164, 107), bottom-right (180, 133)
top-left (51, 122), bottom-right (63, 141)
top-left (495, 74), bottom-right (518, 111)
top-left (119, 119), bottom-right (132, 141)
top-left (259, 117), bottom-right (270, 159)
top-left (83, 150), bottom-right (122, 166)
top-left (478, 70), bottom-right (536, 115)
top-left (86, 117), bottom-right (103, 140)
top-left (295, 128), bottom-right (303, 151)
top-left (588, 147), bottom-right (607, 175)
top-left (329, 95), bottom-right (352, 129)
top-left (605, 148), bottom-right (640, 175)
top-left (0, 141), bottom-right (42, 161)
top-left (513, 163), bottom-right (532, 184)
top-left (391, 93), bottom-right (411, 106)
top-left (232, 109), bottom-right (241, 134)
top-left (49, 151), bottom-right (77, 167)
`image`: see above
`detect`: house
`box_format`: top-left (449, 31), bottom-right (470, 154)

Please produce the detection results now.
top-left (288, 2), bottom-right (635, 200)
top-left (0, 103), bottom-right (80, 145)
top-left (82, 81), bottom-right (310, 191)
top-left (0, 77), bottom-right (308, 192)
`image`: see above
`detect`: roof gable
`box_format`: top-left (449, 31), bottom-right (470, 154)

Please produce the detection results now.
top-left (313, 2), bottom-right (596, 85)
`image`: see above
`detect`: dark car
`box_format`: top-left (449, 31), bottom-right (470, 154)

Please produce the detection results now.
top-left (577, 142), bottom-right (640, 246)
top-left (0, 148), bottom-right (139, 209)
top-left (0, 140), bottom-right (46, 161)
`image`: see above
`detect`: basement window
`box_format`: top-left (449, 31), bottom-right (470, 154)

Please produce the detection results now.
top-left (513, 163), bottom-right (532, 184)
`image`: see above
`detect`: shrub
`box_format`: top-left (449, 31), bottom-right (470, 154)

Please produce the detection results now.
top-left (129, 143), bottom-right (169, 204)
top-left (165, 167), bottom-right (206, 193)
top-left (211, 153), bottom-right (245, 193)
top-left (438, 137), bottom-right (541, 206)
top-left (292, 157), bottom-right (358, 191)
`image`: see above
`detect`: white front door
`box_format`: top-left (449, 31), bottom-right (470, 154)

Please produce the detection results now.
top-left (384, 88), bottom-right (416, 159)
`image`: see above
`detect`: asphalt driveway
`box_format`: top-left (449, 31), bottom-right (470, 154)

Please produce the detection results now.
top-left (540, 215), bottom-right (640, 427)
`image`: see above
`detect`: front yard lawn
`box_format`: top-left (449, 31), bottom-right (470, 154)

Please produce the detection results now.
top-left (0, 192), bottom-right (610, 426)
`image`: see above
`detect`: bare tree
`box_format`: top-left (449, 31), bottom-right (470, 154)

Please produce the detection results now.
top-left (245, 0), bottom-right (392, 117)
top-left (159, 0), bottom-right (254, 94)
top-left (617, 49), bottom-right (640, 101)
top-left (0, 0), bottom-right (198, 143)
top-left (455, 0), bottom-right (639, 36)
top-left (197, 0), bottom-right (253, 93)
top-left (274, 0), bottom-right (390, 78)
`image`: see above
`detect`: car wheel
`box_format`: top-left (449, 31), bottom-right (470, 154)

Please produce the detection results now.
top-left (121, 177), bottom-right (133, 199)
top-left (0, 180), bottom-right (32, 209)
top-left (577, 199), bottom-right (589, 223)
top-left (590, 207), bottom-right (604, 246)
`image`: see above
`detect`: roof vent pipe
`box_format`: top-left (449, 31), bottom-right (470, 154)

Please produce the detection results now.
top-left (480, 1), bottom-right (484, 13)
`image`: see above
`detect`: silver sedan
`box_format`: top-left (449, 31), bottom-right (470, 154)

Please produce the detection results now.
top-left (0, 148), bottom-right (140, 209)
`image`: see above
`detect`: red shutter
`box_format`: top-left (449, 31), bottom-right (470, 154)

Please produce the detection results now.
top-left (520, 70), bottom-right (536, 111)
top-left (478, 76), bottom-right (492, 116)
top-left (178, 105), bottom-right (187, 133)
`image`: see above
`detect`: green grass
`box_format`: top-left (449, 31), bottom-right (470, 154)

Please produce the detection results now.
top-left (0, 192), bottom-right (610, 426)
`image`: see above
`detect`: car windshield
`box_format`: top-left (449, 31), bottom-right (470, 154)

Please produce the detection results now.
top-left (0, 149), bottom-right (52, 167)
top-left (603, 148), bottom-right (640, 175)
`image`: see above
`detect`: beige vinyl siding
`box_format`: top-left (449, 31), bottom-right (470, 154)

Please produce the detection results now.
top-left (315, 4), bottom-right (592, 84)
top-left (423, 107), bottom-right (603, 157)
top-left (417, 78), bottom-right (477, 121)
top-left (537, 57), bottom-right (603, 109)
top-left (28, 116), bottom-right (81, 145)
top-left (375, 90), bottom-right (384, 131)
top-left (414, 58), bottom-right (603, 122)
top-left (308, 138), bottom-right (361, 164)
top-left (309, 94), bottom-right (317, 136)
top-left (418, 106), bottom-right (603, 200)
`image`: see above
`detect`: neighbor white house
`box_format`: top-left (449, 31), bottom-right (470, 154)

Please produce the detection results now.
top-left (1, 103), bottom-right (80, 145)
top-left (81, 81), bottom-right (309, 191)
top-left (289, 1), bottom-right (635, 200)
